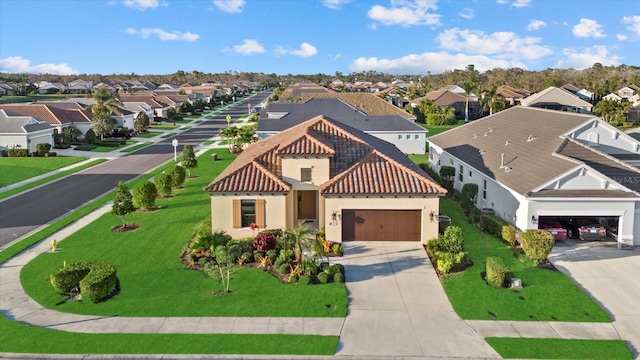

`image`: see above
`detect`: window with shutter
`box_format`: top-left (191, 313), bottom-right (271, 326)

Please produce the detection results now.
top-left (233, 199), bottom-right (264, 228)
top-left (301, 168), bottom-right (312, 182)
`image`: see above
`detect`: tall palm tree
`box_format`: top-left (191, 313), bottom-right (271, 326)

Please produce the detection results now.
top-left (237, 124), bottom-right (256, 150)
top-left (219, 126), bottom-right (240, 153)
top-left (462, 78), bottom-right (477, 123)
top-left (90, 88), bottom-right (124, 140)
top-left (481, 86), bottom-right (507, 116)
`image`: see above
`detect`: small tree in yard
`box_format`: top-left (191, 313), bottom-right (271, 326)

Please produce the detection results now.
top-left (215, 243), bottom-right (241, 293)
top-left (134, 112), bottom-right (150, 133)
top-left (112, 181), bottom-right (134, 228)
top-left (439, 166), bottom-right (455, 191)
top-left (519, 229), bottom-right (554, 264)
top-left (171, 165), bottom-right (186, 188)
top-left (180, 145), bottom-right (197, 177)
top-left (461, 183), bottom-right (478, 213)
top-left (132, 181), bottom-right (157, 210)
top-left (155, 172), bottom-right (173, 197)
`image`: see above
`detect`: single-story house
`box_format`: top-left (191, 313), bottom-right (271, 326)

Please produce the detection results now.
top-left (0, 103), bottom-right (93, 134)
top-left (0, 110), bottom-right (54, 153)
top-left (206, 115), bottom-right (447, 243)
top-left (411, 87), bottom-right (482, 121)
top-left (520, 86), bottom-right (593, 113)
top-left (495, 85), bottom-right (530, 106)
top-left (428, 106), bottom-right (640, 247)
top-left (258, 97), bottom-right (427, 154)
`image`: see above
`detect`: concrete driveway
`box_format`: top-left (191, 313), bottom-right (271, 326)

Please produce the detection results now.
top-left (336, 242), bottom-right (500, 358)
top-left (549, 242), bottom-right (640, 359)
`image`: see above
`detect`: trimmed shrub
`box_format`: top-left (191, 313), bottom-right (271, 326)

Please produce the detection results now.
top-left (519, 229), bottom-right (555, 263)
top-left (132, 182), bottom-right (157, 210)
top-left (441, 226), bottom-right (464, 253)
top-left (36, 143), bottom-right (52, 156)
top-left (461, 183), bottom-right (478, 212)
top-left (278, 262), bottom-right (290, 275)
top-left (482, 214), bottom-right (509, 238)
top-left (227, 237), bottom-right (251, 253)
top-left (435, 251), bottom-right (466, 273)
top-left (317, 272), bottom-right (329, 284)
top-left (252, 232), bottom-right (277, 252)
top-left (85, 129), bottom-right (97, 144)
top-left (439, 166), bottom-right (455, 190)
top-left (171, 165), bottom-right (186, 188)
top-left (155, 171), bottom-right (173, 196)
top-left (50, 261), bottom-right (118, 303)
top-left (298, 275), bottom-right (311, 285)
top-left (502, 225), bottom-right (517, 247)
top-left (333, 272), bottom-right (345, 283)
top-left (8, 148), bottom-right (28, 157)
top-left (75, 144), bottom-right (96, 151)
top-left (486, 257), bottom-right (507, 288)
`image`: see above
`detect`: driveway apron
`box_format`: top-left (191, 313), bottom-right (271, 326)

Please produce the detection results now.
top-left (549, 243), bottom-right (640, 359)
top-left (336, 241), bottom-right (500, 358)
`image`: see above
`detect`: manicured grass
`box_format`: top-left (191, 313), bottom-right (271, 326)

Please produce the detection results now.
top-left (0, 159), bottom-right (107, 200)
top-left (485, 338), bottom-right (632, 359)
top-left (92, 141), bottom-right (136, 152)
top-left (421, 120), bottom-right (465, 138)
top-left (150, 124), bottom-right (178, 130)
top-left (0, 156), bottom-right (87, 187)
top-left (180, 126), bottom-right (192, 130)
top-left (21, 148), bottom-right (347, 318)
top-left (134, 131), bottom-right (161, 138)
top-left (202, 140), bottom-right (216, 145)
top-left (437, 197), bottom-right (610, 322)
top-left (121, 142), bottom-right (152, 153)
top-left (218, 139), bottom-right (229, 145)
top-left (0, 314), bottom-right (338, 355)
top-left (161, 132), bottom-right (176, 138)
top-left (408, 154), bottom-right (429, 165)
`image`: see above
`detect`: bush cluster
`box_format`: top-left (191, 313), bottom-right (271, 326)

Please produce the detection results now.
top-left (486, 257), bottom-right (508, 288)
top-left (502, 225), bottom-right (517, 247)
top-left (252, 232), bottom-right (277, 252)
top-left (426, 225), bottom-right (467, 273)
top-left (8, 148), bottom-right (28, 157)
top-left (519, 229), bottom-right (554, 263)
top-left (482, 214), bottom-right (508, 238)
top-left (50, 261), bottom-right (118, 303)
top-left (36, 143), bottom-right (52, 156)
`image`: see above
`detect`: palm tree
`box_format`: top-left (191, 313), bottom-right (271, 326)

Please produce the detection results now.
top-left (219, 126), bottom-right (240, 153)
top-left (462, 78), bottom-right (477, 123)
top-left (287, 222), bottom-right (316, 263)
top-left (481, 86), bottom-right (507, 116)
top-left (90, 88), bottom-right (124, 140)
top-left (237, 124), bottom-right (256, 150)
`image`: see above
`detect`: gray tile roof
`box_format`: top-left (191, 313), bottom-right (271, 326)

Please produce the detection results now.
top-left (428, 106), bottom-right (594, 195)
top-left (258, 98), bottom-right (424, 133)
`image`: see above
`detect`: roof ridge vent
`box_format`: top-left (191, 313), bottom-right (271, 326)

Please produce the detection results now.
top-left (527, 134), bottom-right (537, 142)
top-left (473, 133), bottom-right (478, 138)
top-left (484, 132), bottom-right (488, 137)
top-left (489, 127), bottom-right (494, 132)
top-left (505, 140), bottom-right (510, 146)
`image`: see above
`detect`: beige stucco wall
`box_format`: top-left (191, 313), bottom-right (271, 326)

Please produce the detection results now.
top-left (323, 195), bottom-right (441, 244)
top-left (210, 193), bottom-right (288, 239)
top-left (281, 156), bottom-right (330, 190)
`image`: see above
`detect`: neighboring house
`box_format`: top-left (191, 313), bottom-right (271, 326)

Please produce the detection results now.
top-left (37, 82), bottom-right (66, 94)
top-left (205, 115), bottom-right (446, 243)
top-left (603, 86), bottom-right (639, 105)
top-left (0, 103), bottom-right (93, 134)
top-left (0, 83), bottom-right (16, 96)
top-left (520, 86), bottom-right (593, 113)
top-left (0, 110), bottom-right (54, 153)
top-left (495, 85), bottom-right (530, 106)
top-left (300, 92), bottom-right (417, 121)
top-left (428, 106), bottom-right (640, 247)
top-left (258, 96), bottom-right (426, 154)
top-left (561, 84), bottom-right (593, 102)
top-left (119, 94), bottom-right (171, 118)
top-left (280, 82), bottom-right (333, 99)
top-left (411, 88), bottom-right (482, 120)
top-left (67, 79), bottom-right (92, 94)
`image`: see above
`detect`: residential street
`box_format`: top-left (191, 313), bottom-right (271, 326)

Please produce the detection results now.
top-left (0, 92), bottom-right (270, 248)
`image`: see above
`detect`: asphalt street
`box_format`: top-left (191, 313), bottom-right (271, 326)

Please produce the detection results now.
top-left (0, 91), bottom-right (271, 247)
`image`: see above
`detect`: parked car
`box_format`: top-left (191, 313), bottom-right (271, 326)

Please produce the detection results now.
top-left (559, 218), bottom-right (606, 241)
top-left (538, 218), bottom-right (567, 240)
top-left (597, 217), bottom-right (619, 239)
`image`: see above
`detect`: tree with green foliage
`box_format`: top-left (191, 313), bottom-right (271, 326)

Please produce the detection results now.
top-left (439, 166), bottom-right (455, 191)
top-left (287, 222), bottom-right (316, 263)
top-left (171, 165), bottom-right (186, 188)
top-left (593, 99), bottom-right (631, 125)
top-left (90, 88), bottom-right (123, 140)
top-left (155, 171), bottom-right (173, 197)
top-left (84, 128), bottom-right (97, 144)
top-left (237, 125), bottom-right (256, 150)
top-left (134, 112), bottom-right (150, 133)
top-left (166, 107), bottom-right (177, 122)
top-left (462, 78), bottom-right (478, 122)
top-left (519, 229), bottom-right (554, 264)
top-left (112, 181), bottom-right (135, 228)
top-left (132, 181), bottom-right (157, 210)
top-left (35, 143), bottom-right (51, 156)
top-left (481, 86), bottom-right (507, 115)
top-left (180, 145), bottom-right (197, 177)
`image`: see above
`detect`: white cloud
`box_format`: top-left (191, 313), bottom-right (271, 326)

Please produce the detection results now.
top-left (122, 0), bottom-right (161, 10)
top-left (573, 18), bottom-right (605, 38)
top-left (616, 34), bottom-right (628, 41)
top-left (289, 43), bottom-right (318, 58)
top-left (496, 0), bottom-right (530, 7)
top-left (367, 0), bottom-right (440, 27)
top-left (231, 39), bottom-right (265, 55)
top-left (126, 27), bottom-right (199, 41)
top-left (213, 0), bottom-right (245, 13)
top-left (0, 56), bottom-right (79, 75)
top-left (555, 45), bottom-right (622, 69)
top-left (273, 45), bottom-right (288, 56)
top-left (622, 16), bottom-right (640, 38)
top-left (436, 28), bottom-right (552, 60)
top-left (350, 52), bottom-right (525, 74)
top-left (527, 19), bottom-right (546, 31)
top-left (459, 7), bottom-right (474, 19)
top-left (322, 0), bottom-right (352, 10)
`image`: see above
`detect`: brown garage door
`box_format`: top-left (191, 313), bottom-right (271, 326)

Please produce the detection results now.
top-left (342, 210), bottom-right (421, 241)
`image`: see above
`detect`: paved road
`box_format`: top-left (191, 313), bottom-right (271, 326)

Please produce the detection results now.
top-left (0, 92), bottom-right (271, 248)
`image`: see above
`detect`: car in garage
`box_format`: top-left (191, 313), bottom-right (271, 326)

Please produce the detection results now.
top-left (538, 218), bottom-right (568, 240)
top-left (558, 218), bottom-right (606, 241)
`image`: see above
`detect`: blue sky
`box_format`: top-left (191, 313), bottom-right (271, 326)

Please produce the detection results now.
top-left (0, 0), bottom-right (638, 76)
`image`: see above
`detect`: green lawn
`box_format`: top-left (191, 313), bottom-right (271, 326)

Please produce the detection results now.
top-left (93, 141), bottom-right (136, 152)
top-left (202, 140), bottom-right (215, 145)
top-left (408, 154), bottom-right (429, 165)
top-left (180, 126), bottom-right (192, 130)
top-left (150, 124), bottom-right (179, 130)
top-left (421, 120), bottom-right (465, 138)
top-left (486, 338), bottom-right (632, 359)
top-left (0, 314), bottom-right (338, 355)
top-left (21, 149), bottom-right (347, 318)
top-left (161, 132), bottom-right (176, 138)
top-left (121, 142), bottom-right (152, 153)
top-left (0, 156), bottom-right (87, 187)
top-left (134, 131), bottom-right (161, 138)
top-left (437, 196), bottom-right (610, 322)
top-left (0, 159), bottom-right (107, 200)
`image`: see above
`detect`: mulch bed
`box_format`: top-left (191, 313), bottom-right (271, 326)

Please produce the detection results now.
top-left (111, 223), bottom-right (140, 233)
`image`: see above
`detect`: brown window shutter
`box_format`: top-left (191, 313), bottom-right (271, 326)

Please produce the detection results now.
top-left (256, 199), bottom-right (265, 228)
top-left (232, 199), bottom-right (241, 229)
top-left (301, 168), bottom-right (312, 182)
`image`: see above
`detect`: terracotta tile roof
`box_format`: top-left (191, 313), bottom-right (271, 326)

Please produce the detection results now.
top-left (0, 104), bottom-right (92, 125)
top-left (206, 115), bottom-right (445, 196)
top-left (496, 85), bottom-right (529, 99)
top-left (301, 92), bottom-right (415, 119)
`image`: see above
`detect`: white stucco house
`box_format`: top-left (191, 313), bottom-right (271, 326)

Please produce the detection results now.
top-left (0, 110), bottom-right (54, 153)
top-left (428, 106), bottom-right (640, 247)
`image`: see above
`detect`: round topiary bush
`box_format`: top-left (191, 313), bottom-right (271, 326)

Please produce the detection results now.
top-left (317, 272), bottom-right (329, 284)
top-left (333, 272), bottom-right (345, 283)
top-left (278, 263), bottom-right (290, 275)
top-left (298, 275), bottom-right (311, 285)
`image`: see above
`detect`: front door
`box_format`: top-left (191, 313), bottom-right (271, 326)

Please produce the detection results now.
top-left (297, 191), bottom-right (317, 220)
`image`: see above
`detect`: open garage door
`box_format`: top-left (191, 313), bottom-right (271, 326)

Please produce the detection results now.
top-left (342, 209), bottom-right (421, 241)
top-left (538, 216), bottom-right (618, 242)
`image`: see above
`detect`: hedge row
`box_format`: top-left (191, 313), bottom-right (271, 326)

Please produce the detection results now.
top-left (8, 148), bottom-right (28, 157)
top-left (50, 261), bottom-right (118, 303)
top-left (482, 214), bottom-right (509, 238)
